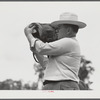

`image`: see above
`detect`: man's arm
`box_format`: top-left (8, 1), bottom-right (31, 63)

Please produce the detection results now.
top-left (35, 38), bottom-right (74, 56)
top-left (24, 24), bottom-right (48, 68)
top-left (33, 52), bottom-right (48, 69)
top-left (24, 25), bottom-right (37, 47)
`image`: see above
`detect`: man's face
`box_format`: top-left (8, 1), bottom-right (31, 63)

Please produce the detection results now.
top-left (57, 24), bottom-right (69, 39)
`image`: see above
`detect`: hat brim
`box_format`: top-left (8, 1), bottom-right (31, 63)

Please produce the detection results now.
top-left (51, 20), bottom-right (86, 28)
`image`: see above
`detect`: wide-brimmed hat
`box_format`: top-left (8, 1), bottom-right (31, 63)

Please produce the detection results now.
top-left (51, 12), bottom-right (86, 29)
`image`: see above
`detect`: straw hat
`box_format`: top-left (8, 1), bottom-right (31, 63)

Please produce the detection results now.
top-left (51, 12), bottom-right (86, 28)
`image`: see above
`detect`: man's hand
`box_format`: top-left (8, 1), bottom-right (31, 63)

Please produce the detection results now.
top-left (24, 24), bottom-right (36, 36)
top-left (24, 24), bottom-right (37, 47)
top-left (35, 23), bottom-right (42, 37)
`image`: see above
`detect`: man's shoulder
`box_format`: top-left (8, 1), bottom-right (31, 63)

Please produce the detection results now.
top-left (58, 37), bottom-right (72, 41)
top-left (60, 37), bottom-right (78, 43)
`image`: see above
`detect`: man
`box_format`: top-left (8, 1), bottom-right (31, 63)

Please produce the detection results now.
top-left (24, 12), bottom-right (86, 90)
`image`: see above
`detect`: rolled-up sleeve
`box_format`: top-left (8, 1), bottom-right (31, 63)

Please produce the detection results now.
top-left (35, 38), bottom-right (74, 55)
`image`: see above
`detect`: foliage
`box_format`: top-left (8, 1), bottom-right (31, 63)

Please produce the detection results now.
top-left (78, 56), bottom-right (95, 90)
top-left (0, 79), bottom-right (38, 90)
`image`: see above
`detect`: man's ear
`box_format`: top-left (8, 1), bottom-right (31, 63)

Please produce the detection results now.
top-left (67, 27), bottom-right (72, 35)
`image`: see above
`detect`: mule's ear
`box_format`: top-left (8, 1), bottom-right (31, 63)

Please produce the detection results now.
top-left (50, 24), bottom-right (56, 29)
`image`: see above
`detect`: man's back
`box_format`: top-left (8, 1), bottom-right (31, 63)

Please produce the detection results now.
top-left (43, 37), bottom-right (81, 82)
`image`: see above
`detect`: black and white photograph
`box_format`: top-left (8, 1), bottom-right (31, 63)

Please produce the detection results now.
top-left (0, 1), bottom-right (100, 98)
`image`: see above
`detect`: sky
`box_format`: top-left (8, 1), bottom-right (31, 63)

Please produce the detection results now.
top-left (0, 1), bottom-right (100, 93)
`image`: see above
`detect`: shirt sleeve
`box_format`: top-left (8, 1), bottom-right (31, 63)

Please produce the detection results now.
top-left (35, 38), bottom-right (75, 56)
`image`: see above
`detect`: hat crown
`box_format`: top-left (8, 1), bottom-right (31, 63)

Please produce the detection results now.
top-left (60, 12), bottom-right (78, 21)
top-left (51, 12), bottom-right (86, 29)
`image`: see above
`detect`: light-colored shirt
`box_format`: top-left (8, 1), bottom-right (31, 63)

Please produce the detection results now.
top-left (34, 37), bottom-right (81, 82)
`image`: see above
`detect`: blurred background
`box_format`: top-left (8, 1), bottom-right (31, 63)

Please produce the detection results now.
top-left (0, 1), bottom-right (99, 90)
